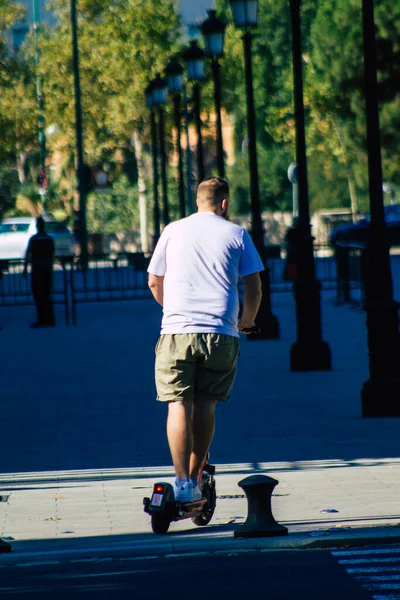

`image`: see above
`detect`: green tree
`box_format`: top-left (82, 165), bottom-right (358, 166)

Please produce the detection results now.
top-left (216, 0), bottom-right (317, 215)
top-left (37, 0), bottom-right (182, 230)
top-left (309, 0), bottom-right (400, 200)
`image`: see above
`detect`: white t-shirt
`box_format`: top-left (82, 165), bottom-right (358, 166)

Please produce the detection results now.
top-left (147, 212), bottom-right (264, 337)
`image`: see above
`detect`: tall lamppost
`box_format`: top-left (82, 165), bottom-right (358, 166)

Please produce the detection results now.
top-left (228, 0), bottom-right (280, 340)
top-left (145, 83), bottom-right (161, 249)
top-left (71, 0), bottom-right (88, 268)
top-left (32, 0), bottom-right (48, 212)
top-left (151, 74), bottom-right (170, 226)
top-left (165, 58), bottom-right (186, 219)
top-left (288, 0), bottom-right (331, 370)
top-left (360, 0), bottom-right (400, 416)
top-left (182, 40), bottom-right (206, 184)
top-left (200, 10), bottom-right (226, 179)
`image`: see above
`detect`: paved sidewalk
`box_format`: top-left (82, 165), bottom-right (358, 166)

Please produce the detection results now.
top-left (1, 288), bottom-right (400, 555)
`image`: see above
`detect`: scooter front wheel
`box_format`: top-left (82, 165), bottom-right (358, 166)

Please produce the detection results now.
top-left (151, 512), bottom-right (171, 534)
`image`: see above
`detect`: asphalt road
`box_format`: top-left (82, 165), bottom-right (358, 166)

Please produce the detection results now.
top-left (0, 547), bottom-right (375, 599)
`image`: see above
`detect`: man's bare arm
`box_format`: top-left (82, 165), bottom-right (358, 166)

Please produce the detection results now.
top-left (148, 274), bottom-right (164, 306)
top-left (238, 272), bottom-right (262, 333)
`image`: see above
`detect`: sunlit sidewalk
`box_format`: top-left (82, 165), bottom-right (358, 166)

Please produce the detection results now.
top-left (1, 289), bottom-right (399, 549)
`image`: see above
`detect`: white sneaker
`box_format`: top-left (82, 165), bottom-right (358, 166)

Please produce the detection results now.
top-left (173, 480), bottom-right (193, 503)
top-left (192, 483), bottom-right (202, 502)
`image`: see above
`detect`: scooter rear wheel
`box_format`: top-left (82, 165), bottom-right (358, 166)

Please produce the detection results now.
top-left (151, 513), bottom-right (171, 534)
top-left (192, 482), bottom-right (216, 526)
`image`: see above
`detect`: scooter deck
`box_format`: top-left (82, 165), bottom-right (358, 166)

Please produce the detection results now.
top-left (175, 498), bottom-right (207, 520)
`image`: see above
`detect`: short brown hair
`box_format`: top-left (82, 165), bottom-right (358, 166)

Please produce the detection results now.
top-left (197, 177), bottom-right (229, 207)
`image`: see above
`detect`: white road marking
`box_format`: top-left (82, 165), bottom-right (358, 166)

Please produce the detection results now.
top-left (355, 575), bottom-right (400, 581)
top-left (15, 561), bottom-right (60, 567)
top-left (339, 557), bottom-right (400, 565)
top-left (372, 596), bottom-right (400, 600)
top-left (164, 552), bottom-right (209, 559)
top-left (347, 566), bottom-right (400, 574)
top-left (333, 547), bottom-right (400, 599)
top-left (365, 583), bottom-right (400, 590)
top-left (70, 557), bottom-right (113, 564)
top-left (333, 548), bottom-right (400, 557)
top-left (45, 568), bottom-right (157, 579)
top-left (0, 587), bottom-right (52, 594)
top-left (71, 583), bottom-right (126, 591)
top-left (120, 555), bottom-right (158, 561)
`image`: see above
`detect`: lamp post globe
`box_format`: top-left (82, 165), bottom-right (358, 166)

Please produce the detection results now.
top-left (199, 9), bottom-right (226, 58)
top-left (151, 73), bottom-right (168, 107)
top-left (165, 57), bottom-right (184, 94)
top-left (182, 40), bottom-right (205, 82)
top-left (145, 82), bottom-right (154, 109)
top-left (229, 0), bottom-right (258, 28)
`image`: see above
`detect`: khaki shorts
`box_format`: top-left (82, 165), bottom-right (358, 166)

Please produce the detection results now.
top-left (155, 333), bottom-right (240, 402)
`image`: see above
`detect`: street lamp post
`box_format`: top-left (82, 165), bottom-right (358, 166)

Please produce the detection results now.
top-left (200, 10), bottom-right (226, 179)
top-left (165, 58), bottom-right (186, 219)
top-left (182, 85), bottom-right (195, 214)
top-left (151, 74), bottom-right (170, 226)
top-left (32, 0), bottom-right (48, 212)
top-left (145, 83), bottom-right (161, 249)
top-left (182, 40), bottom-right (206, 184)
top-left (288, 0), bottom-right (331, 370)
top-left (71, 0), bottom-right (88, 268)
top-left (228, 0), bottom-right (280, 339)
top-left (360, 0), bottom-right (400, 416)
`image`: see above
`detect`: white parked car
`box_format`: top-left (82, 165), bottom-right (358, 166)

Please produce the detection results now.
top-left (0, 217), bottom-right (76, 260)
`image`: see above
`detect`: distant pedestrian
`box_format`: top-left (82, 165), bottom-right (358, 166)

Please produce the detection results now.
top-left (23, 216), bottom-right (55, 328)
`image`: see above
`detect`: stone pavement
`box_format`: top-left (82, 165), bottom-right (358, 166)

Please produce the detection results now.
top-left (1, 286), bottom-right (400, 556)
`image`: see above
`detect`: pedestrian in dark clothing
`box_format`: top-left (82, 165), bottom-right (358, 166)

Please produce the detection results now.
top-left (23, 217), bottom-right (55, 328)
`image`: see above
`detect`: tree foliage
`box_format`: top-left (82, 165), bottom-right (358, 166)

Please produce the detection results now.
top-left (1, 0), bottom-right (399, 229)
top-left (218, 0), bottom-right (399, 214)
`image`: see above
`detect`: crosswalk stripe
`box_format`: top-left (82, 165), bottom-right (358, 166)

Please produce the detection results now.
top-left (347, 566), bottom-right (400, 574)
top-left (333, 548), bottom-right (400, 557)
top-left (339, 557), bottom-right (400, 565)
top-left (372, 596), bottom-right (400, 600)
top-left (365, 583), bottom-right (400, 590)
top-left (355, 575), bottom-right (400, 581)
top-left (333, 547), bottom-right (400, 599)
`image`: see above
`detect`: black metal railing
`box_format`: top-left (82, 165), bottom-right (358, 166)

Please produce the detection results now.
top-left (333, 244), bottom-right (400, 308)
top-left (268, 243), bottom-right (337, 292)
top-left (4, 246), bottom-right (378, 323)
top-left (0, 253), bottom-right (152, 325)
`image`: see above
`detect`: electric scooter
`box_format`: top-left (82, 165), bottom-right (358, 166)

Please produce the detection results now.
top-left (144, 326), bottom-right (259, 535)
top-left (143, 455), bottom-right (216, 534)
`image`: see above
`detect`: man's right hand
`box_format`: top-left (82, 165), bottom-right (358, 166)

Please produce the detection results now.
top-left (238, 317), bottom-right (256, 334)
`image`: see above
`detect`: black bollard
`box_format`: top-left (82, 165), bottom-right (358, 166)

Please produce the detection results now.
top-left (234, 475), bottom-right (288, 539)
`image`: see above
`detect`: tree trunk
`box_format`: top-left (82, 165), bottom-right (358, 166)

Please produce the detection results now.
top-left (348, 175), bottom-right (358, 223)
top-left (132, 130), bottom-right (149, 253)
top-left (16, 152), bottom-right (28, 185)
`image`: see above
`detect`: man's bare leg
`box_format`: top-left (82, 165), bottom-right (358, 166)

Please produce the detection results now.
top-left (167, 400), bottom-right (193, 480)
top-left (189, 399), bottom-right (217, 480)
